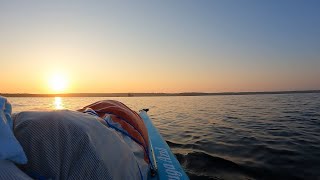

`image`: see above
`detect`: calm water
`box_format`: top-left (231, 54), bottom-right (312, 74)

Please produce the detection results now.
top-left (8, 93), bottom-right (320, 180)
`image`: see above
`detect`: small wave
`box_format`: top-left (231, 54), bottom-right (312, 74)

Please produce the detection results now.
top-left (166, 140), bottom-right (201, 150)
top-left (169, 143), bottom-right (306, 180)
top-left (225, 116), bottom-right (240, 120)
top-left (174, 151), bottom-right (254, 180)
top-left (282, 110), bottom-right (301, 114)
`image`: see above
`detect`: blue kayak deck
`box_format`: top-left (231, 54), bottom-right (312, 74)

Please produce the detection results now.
top-left (139, 110), bottom-right (189, 180)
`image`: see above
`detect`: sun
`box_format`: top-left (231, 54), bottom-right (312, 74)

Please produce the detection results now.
top-left (48, 73), bottom-right (68, 93)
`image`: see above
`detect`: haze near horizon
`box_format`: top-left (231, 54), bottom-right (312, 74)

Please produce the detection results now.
top-left (0, 0), bottom-right (319, 94)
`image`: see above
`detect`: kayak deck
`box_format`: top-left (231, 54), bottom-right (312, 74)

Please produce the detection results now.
top-left (139, 110), bottom-right (189, 180)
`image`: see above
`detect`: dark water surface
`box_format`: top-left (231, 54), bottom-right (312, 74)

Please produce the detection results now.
top-left (8, 93), bottom-right (320, 179)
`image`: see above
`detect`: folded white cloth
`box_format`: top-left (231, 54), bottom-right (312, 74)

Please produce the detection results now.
top-left (14, 110), bottom-right (144, 179)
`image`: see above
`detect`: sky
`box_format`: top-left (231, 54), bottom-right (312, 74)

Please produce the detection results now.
top-left (0, 0), bottom-right (319, 93)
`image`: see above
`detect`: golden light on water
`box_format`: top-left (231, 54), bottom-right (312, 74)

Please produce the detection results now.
top-left (53, 97), bottom-right (64, 109)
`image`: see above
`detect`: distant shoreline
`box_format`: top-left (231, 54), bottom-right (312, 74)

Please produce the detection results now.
top-left (1, 90), bottom-right (320, 97)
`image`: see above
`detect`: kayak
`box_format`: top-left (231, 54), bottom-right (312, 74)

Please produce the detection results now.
top-left (139, 109), bottom-right (189, 180)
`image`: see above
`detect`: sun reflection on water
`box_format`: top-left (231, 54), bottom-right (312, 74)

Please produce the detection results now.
top-left (53, 97), bottom-right (64, 110)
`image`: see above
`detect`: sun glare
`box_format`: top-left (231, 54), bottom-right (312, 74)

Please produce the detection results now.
top-left (53, 97), bottom-right (64, 109)
top-left (48, 73), bottom-right (68, 93)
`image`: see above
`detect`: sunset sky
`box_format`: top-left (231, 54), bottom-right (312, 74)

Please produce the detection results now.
top-left (0, 0), bottom-right (319, 94)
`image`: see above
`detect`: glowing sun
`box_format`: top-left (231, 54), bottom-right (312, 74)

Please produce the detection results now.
top-left (48, 73), bottom-right (68, 93)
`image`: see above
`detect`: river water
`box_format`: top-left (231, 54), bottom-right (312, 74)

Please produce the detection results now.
top-left (7, 93), bottom-right (320, 179)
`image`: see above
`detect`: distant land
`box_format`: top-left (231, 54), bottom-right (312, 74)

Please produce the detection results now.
top-left (1, 90), bottom-right (320, 97)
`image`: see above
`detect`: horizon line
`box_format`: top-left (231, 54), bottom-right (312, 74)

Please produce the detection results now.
top-left (1, 90), bottom-right (320, 97)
